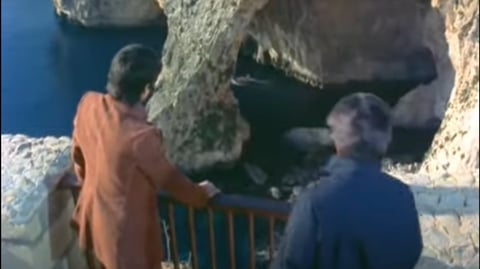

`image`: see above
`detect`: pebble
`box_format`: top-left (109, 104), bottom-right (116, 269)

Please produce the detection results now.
top-left (269, 187), bottom-right (281, 200)
top-left (244, 163), bottom-right (268, 185)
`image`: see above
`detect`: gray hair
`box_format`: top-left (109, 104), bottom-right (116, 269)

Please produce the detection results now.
top-left (327, 93), bottom-right (392, 158)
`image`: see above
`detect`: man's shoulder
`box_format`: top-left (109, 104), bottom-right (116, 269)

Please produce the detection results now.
top-left (78, 91), bottom-right (103, 107)
top-left (381, 172), bottom-right (413, 193)
top-left (301, 173), bottom-right (342, 206)
top-left (73, 92), bottom-right (104, 127)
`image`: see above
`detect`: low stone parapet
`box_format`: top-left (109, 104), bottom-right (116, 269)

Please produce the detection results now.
top-left (1, 135), bottom-right (86, 269)
top-left (1, 134), bottom-right (478, 269)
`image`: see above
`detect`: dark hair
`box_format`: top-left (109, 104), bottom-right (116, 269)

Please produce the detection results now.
top-left (106, 44), bottom-right (161, 105)
top-left (327, 92), bottom-right (392, 159)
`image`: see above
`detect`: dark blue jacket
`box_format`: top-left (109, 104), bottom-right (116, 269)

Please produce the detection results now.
top-left (271, 156), bottom-right (423, 269)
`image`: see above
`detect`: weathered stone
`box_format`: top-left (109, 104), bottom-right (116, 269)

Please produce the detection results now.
top-left (244, 163), bottom-right (268, 185)
top-left (1, 135), bottom-right (72, 240)
top-left (247, 0), bottom-right (432, 86)
top-left (269, 187), bottom-right (281, 200)
top-left (449, 245), bottom-right (478, 267)
top-left (2, 192), bottom-right (75, 269)
top-left (282, 128), bottom-right (333, 153)
top-left (415, 192), bottom-right (440, 213)
top-left (463, 194), bottom-right (479, 214)
top-left (393, 6), bottom-right (455, 129)
top-left (421, 0), bottom-right (479, 176)
top-left (1, 135), bottom-right (86, 269)
top-left (147, 0), bottom-right (270, 172)
top-left (437, 191), bottom-right (467, 212)
top-left (465, 253), bottom-right (479, 269)
top-left (423, 228), bottom-right (451, 251)
top-left (415, 255), bottom-right (455, 269)
top-left (52, 0), bottom-right (164, 27)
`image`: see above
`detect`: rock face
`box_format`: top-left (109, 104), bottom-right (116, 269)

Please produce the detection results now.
top-left (147, 0), bottom-right (269, 173)
top-left (52, 0), bottom-right (164, 27)
top-left (392, 4), bottom-right (455, 128)
top-left (247, 0), bottom-right (432, 85)
top-left (421, 0), bottom-right (479, 175)
top-left (244, 0), bottom-right (461, 128)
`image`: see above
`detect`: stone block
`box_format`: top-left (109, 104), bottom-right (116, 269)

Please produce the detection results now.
top-left (2, 137), bottom-right (71, 241)
top-left (2, 191), bottom-right (75, 269)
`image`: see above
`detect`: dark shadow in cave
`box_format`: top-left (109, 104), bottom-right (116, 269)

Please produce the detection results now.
top-left (197, 49), bottom-right (441, 192)
top-left (223, 7), bottom-right (457, 197)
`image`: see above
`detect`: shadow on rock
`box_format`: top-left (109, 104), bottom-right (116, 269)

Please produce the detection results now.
top-left (416, 256), bottom-right (478, 269)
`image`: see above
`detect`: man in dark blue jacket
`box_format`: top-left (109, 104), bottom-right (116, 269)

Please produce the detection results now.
top-left (271, 92), bottom-right (423, 269)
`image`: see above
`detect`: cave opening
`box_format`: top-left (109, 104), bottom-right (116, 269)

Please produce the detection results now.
top-left (192, 37), bottom-right (441, 200)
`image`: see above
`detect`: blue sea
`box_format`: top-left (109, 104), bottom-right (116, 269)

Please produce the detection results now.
top-left (1, 0), bottom-right (167, 137)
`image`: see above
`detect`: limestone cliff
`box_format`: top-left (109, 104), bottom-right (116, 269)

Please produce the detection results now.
top-left (421, 0), bottom-right (479, 175)
top-left (246, 0), bottom-right (478, 171)
top-left (52, 0), bottom-right (164, 27)
top-left (147, 0), bottom-right (268, 173)
top-left (54, 0), bottom-right (478, 174)
top-left (247, 0), bottom-right (431, 85)
top-left (246, 0), bottom-right (444, 128)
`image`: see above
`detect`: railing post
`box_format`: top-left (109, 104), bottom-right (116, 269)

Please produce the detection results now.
top-left (167, 203), bottom-right (180, 269)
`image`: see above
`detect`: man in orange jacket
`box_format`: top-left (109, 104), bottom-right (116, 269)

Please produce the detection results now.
top-left (70, 44), bottom-right (219, 269)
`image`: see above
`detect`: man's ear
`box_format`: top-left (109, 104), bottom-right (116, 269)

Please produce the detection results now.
top-left (141, 83), bottom-right (154, 105)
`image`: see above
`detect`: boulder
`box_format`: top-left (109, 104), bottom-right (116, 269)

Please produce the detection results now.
top-left (52, 0), bottom-right (164, 27)
top-left (421, 0), bottom-right (479, 175)
top-left (147, 0), bottom-right (269, 173)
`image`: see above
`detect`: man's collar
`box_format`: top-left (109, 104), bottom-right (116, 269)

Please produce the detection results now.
top-left (106, 94), bottom-right (147, 121)
top-left (130, 104), bottom-right (148, 121)
top-left (323, 155), bottom-right (382, 175)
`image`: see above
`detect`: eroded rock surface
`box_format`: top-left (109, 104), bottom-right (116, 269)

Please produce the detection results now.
top-left (52, 0), bottom-right (164, 27)
top-left (1, 135), bottom-right (71, 239)
top-left (421, 0), bottom-right (479, 176)
top-left (247, 0), bottom-right (432, 85)
top-left (147, 0), bottom-right (270, 173)
top-left (244, 0), bottom-right (458, 129)
top-left (1, 135), bottom-right (84, 269)
top-left (393, 7), bottom-right (455, 128)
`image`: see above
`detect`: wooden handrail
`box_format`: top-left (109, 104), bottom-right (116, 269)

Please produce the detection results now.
top-left (58, 172), bottom-right (291, 218)
top-left (58, 172), bottom-right (292, 269)
top-left (158, 191), bottom-right (291, 221)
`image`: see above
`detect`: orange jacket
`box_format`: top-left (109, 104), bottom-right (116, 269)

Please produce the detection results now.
top-left (71, 92), bottom-right (208, 269)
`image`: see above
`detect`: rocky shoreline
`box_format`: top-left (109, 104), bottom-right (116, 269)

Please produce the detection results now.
top-left (1, 134), bottom-right (478, 268)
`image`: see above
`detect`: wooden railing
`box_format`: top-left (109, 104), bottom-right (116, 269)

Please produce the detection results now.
top-left (157, 192), bottom-right (291, 269)
top-left (58, 173), bottom-right (292, 269)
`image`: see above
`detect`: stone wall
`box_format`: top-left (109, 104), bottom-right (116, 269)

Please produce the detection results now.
top-left (1, 135), bottom-right (86, 269)
top-left (1, 134), bottom-right (478, 268)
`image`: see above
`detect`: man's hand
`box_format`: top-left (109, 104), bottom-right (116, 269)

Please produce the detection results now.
top-left (199, 180), bottom-right (221, 198)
